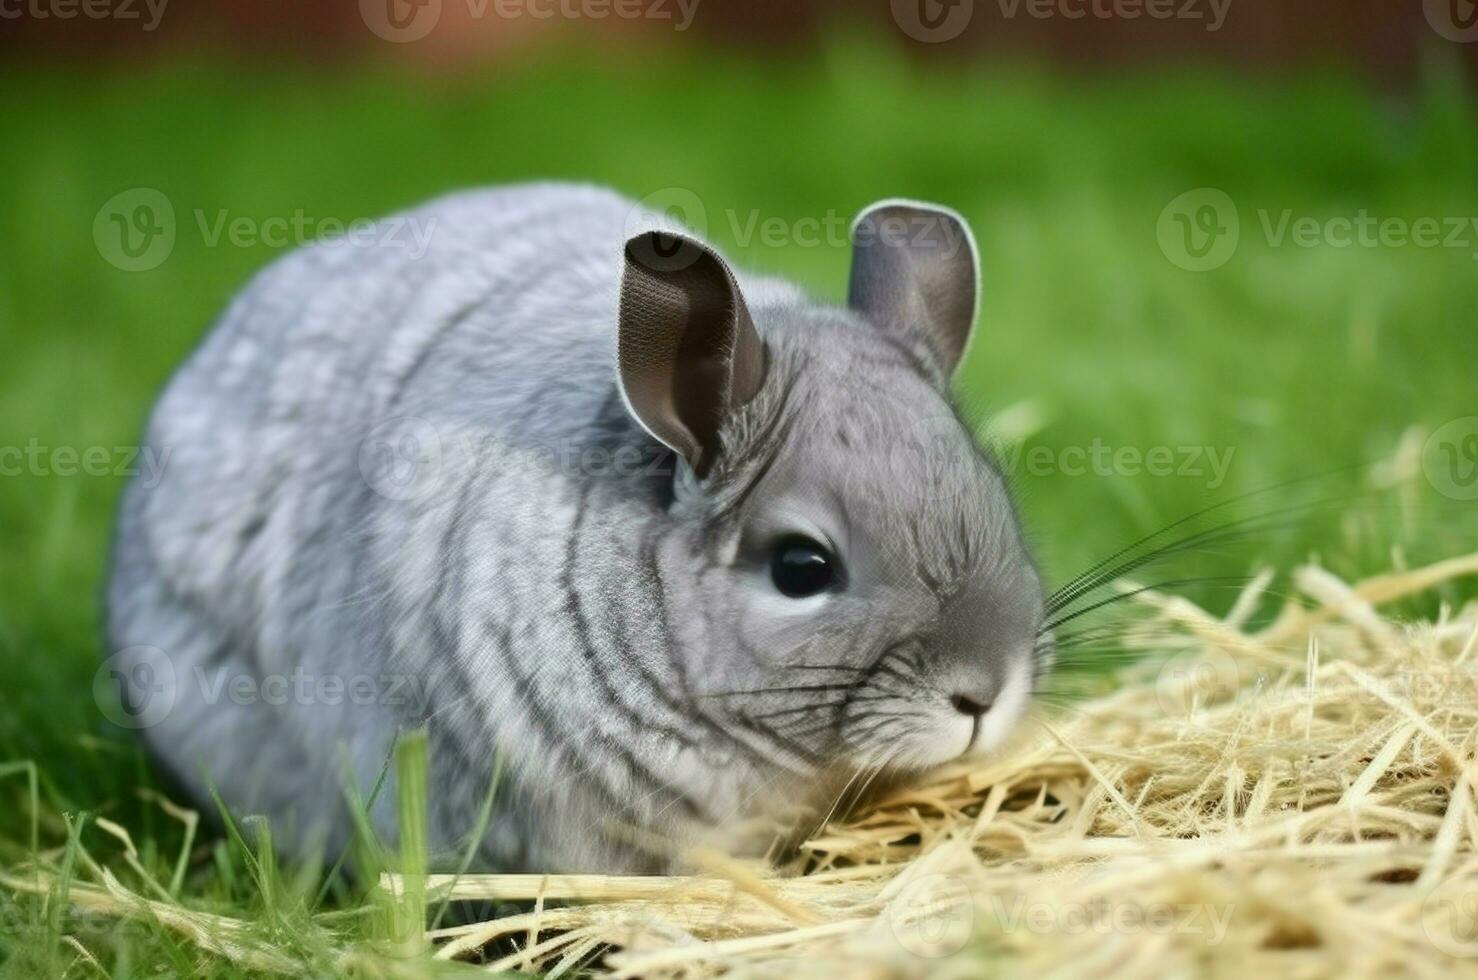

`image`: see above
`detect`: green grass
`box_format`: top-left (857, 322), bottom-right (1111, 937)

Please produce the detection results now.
top-left (2, 34), bottom-right (1477, 976)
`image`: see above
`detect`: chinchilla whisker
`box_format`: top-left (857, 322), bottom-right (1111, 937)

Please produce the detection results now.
top-left (1044, 502), bottom-right (1309, 616)
top-left (1044, 491), bottom-right (1372, 618)
top-left (1044, 571), bottom-right (1261, 636)
top-left (733, 722), bottom-right (828, 768)
top-left (907, 648), bottom-right (929, 676)
top-left (1045, 521), bottom-right (1257, 617)
top-left (847, 706), bottom-right (919, 722)
top-left (871, 659), bottom-right (916, 687)
top-left (845, 718), bottom-right (916, 745)
top-left (1050, 647), bottom-right (1168, 665)
top-left (1049, 626), bottom-right (1183, 649)
top-left (1028, 697), bottom-right (1099, 719)
top-left (746, 700), bottom-right (848, 723)
top-left (1041, 576), bottom-right (1251, 635)
top-left (843, 712), bottom-right (919, 741)
top-left (700, 682), bottom-right (858, 699)
top-left (768, 719), bottom-right (844, 746)
top-left (812, 751), bottom-right (889, 834)
top-left (846, 690), bottom-right (913, 706)
top-left (841, 732), bottom-right (910, 781)
top-left (1043, 465), bottom-right (1366, 610)
top-left (1051, 621), bottom-right (1174, 641)
top-left (1049, 635), bottom-right (1189, 656)
top-left (857, 634), bottom-right (927, 677)
top-left (1049, 646), bottom-right (1166, 664)
top-left (848, 747), bottom-right (900, 805)
top-left (1046, 576), bottom-right (1303, 644)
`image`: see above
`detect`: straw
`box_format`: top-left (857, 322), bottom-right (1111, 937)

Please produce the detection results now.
top-left (382, 551), bottom-right (1478, 978)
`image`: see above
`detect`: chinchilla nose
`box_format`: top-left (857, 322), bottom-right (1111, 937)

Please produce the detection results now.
top-left (951, 685), bottom-right (999, 718)
top-left (932, 584), bottom-right (1041, 718)
top-left (948, 686), bottom-right (997, 717)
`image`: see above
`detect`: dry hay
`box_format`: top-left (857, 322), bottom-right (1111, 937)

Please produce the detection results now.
top-left (390, 551), bottom-right (1478, 978)
top-left (7, 552), bottom-right (1478, 978)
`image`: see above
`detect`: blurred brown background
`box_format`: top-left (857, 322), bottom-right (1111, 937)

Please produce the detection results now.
top-left (2, 0), bottom-right (1474, 85)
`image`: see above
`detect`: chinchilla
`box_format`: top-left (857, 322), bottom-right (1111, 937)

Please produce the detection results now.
top-left (105, 182), bottom-right (1052, 873)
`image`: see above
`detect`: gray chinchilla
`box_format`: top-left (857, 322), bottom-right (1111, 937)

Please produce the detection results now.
top-left (105, 183), bottom-right (1051, 873)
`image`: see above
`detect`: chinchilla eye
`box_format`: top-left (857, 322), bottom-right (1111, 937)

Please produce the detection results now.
top-left (770, 536), bottom-right (837, 598)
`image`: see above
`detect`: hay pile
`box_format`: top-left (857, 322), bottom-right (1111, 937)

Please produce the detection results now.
top-left (396, 551), bottom-right (1478, 978)
top-left (6, 552), bottom-right (1477, 977)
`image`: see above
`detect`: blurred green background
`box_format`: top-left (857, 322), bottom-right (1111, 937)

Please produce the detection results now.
top-left (2, 4), bottom-right (1478, 974)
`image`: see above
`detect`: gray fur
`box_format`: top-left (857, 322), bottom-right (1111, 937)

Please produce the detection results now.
top-left (105, 183), bottom-right (1048, 873)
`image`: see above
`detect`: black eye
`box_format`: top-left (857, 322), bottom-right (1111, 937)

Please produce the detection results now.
top-left (770, 536), bottom-right (837, 598)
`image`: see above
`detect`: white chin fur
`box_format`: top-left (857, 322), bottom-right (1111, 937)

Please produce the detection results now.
top-left (884, 658), bottom-right (1035, 770)
top-left (976, 657), bottom-right (1033, 753)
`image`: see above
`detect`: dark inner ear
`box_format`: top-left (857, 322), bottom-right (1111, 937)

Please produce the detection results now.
top-left (847, 203), bottom-right (978, 380)
top-left (618, 232), bottom-right (766, 478)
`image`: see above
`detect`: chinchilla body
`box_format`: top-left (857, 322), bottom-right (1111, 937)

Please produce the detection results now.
top-left (106, 183), bottom-right (1050, 872)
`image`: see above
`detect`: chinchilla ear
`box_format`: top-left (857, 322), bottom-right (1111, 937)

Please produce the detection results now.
top-left (847, 199), bottom-right (980, 381)
top-left (617, 231), bottom-right (767, 478)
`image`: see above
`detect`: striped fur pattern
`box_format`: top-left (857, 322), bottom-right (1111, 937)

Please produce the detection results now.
top-left (105, 183), bottom-right (1048, 872)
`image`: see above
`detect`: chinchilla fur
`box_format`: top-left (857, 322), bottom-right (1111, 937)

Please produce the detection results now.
top-left (105, 183), bottom-right (1050, 872)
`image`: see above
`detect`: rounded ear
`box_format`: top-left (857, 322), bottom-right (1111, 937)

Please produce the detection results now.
top-left (617, 231), bottom-right (767, 478)
top-left (847, 200), bottom-right (980, 381)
